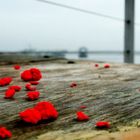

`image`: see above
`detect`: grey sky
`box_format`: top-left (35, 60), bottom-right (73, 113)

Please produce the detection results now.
top-left (0, 0), bottom-right (140, 52)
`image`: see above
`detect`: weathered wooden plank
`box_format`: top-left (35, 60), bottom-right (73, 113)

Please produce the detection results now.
top-left (0, 59), bottom-right (140, 139)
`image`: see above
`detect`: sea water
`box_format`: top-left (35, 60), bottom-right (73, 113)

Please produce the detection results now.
top-left (65, 53), bottom-right (140, 64)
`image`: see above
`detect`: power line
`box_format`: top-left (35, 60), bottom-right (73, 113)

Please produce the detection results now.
top-left (37, 0), bottom-right (140, 26)
top-left (37, 0), bottom-right (124, 22)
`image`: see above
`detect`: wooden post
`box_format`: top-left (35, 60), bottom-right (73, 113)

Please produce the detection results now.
top-left (124, 0), bottom-right (135, 63)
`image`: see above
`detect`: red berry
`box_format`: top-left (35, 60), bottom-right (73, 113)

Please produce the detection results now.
top-left (14, 65), bottom-right (21, 70)
top-left (104, 64), bottom-right (110, 68)
top-left (34, 101), bottom-right (58, 120)
top-left (0, 127), bottom-right (12, 139)
top-left (30, 68), bottom-right (42, 81)
top-left (27, 91), bottom-right (40, 101)
top-left (70, 82), bottom-right (77, 88)
top-left (95, 121), bottom-right (110, 128)
top-left (21, 68), bottom-right (42, 81)
top-left (9, 85), bottom-right (21, 91)
top-left (25, 83), bottom-right (36, 91)
top-left (4, 89), bottom-right (15, 99)
top-left (29, 81), bottom-right (39, 85)
top-left (21, 70), bottom-right (32, 81)
top-left (79, 106), bottom-right (87, 109)
top-left (0, 77), bottom-right (12, 86)
top-left (95, 64), bottom-right (99, 67)
top-left (76, 111), bottom-right (89, 121)
top-left (19, 108), bottom-right (41, 124)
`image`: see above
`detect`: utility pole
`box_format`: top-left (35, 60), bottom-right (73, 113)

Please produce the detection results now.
top-left (124, 0), bottom-right (135, 63)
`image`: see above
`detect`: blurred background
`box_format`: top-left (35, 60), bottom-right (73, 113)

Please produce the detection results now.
top-left (0, 0), bottom-right (140, 63)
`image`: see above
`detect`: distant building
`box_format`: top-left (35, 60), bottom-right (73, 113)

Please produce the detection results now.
top-left (79, 47), bottom-right (88, 58)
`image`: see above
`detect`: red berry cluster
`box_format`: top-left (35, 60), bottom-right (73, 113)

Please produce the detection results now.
top-left (21, 68), bottom-right (42, 81)
top-left (92, 63), bottom-right (111, 69)
top-left (0, 64), bottom-right (112, 139)
top-left (4, 85), bottom-right (21, 99)
top-left (19, 101), bottom-right (58, 124)
top-left (0, 67), bottom-right (43, 139)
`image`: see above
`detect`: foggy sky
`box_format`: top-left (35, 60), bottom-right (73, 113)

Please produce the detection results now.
top-left (0, 0), bottom-right (140, 52)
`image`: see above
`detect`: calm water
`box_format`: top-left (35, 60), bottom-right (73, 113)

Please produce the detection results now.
top-left (65, 53), bottom-right (140, 64)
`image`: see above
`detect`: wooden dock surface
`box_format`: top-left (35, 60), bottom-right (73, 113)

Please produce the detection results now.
top-left (0, 59), bottom-right (140, 140)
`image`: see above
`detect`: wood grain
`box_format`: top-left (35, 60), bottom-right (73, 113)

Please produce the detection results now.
top-left (0, 59), bottom-right (140, 140)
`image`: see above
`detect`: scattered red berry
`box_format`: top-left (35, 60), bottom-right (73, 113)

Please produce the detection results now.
top-left (104, 64), bottom-right (110, 68)
top-left (9, 85), bottom-right (21, 91)
top-left (95, 121), bottom-right (110, 129)
top-left (27, 91), bottom-right (40, 101)
top-left (30, 68), bottom-right (42, 81)
top-left (76, 111), bottom-right (89, 121)
top-left (14, 65), bottom-right (21, 70)
top-left (79, 106), bottom-right (87, 109)
top-left (19, 108), bottom-right (41, 124)
top-left (70, 82), bottom-right (77, 88)
top-left (29, 81), bottom-right (39, 85)
top-left (21, 68), bottom-right (42, 81)
top-left (95, 64), bottom-right (99, 67)
top-left (4, 89), bottom-right (15, 99)
top-left (21, 70), bottom-right (32, 81)
top-left (34, 101), bottom-right (58, 120)
top-left (0, 127), bottom-right (12, 139)
top-left (0, 77), bottom-right (12, 87)
top-left (25, 83), bottom-right (36, 91)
